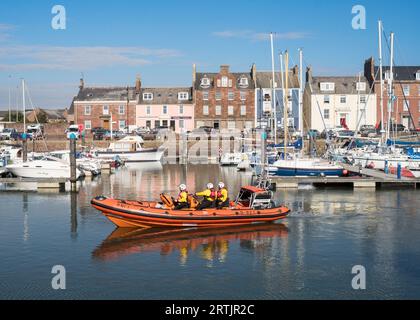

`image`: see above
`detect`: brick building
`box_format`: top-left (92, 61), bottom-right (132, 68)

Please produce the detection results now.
top-left (365, 57), bottom-right (420, 130)
top-left (70, 78), bottom-right (137, 131)
top-left (193, 64), bottom-right (256, 130)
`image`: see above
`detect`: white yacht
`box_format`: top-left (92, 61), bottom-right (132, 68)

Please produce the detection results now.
top-left (6, 156), bottom-right (82, 179)
top-left (95, 136), bottom-right (164, 162)
top-left (49, 150), bottom-right (102, 176)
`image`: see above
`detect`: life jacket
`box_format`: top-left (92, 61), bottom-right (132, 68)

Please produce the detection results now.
top-left (217, 188), bottom-right (228, 201)
top-left (177, 190), bottom-right (188, 203)
top-left (196, 189), bottom-right (216, 201)
top-left (210, 189), bottom-right (216, 200)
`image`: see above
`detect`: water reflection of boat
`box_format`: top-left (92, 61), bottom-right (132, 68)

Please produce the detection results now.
top-left (124, 162), bottom-right (163, 172)
top-left (92, 223), bottom-right (289, 262)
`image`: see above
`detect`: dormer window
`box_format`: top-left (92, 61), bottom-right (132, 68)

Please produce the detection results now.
top-left (200, 77), bottom-right (210, 88)
top-left (178, 92), bottom-right (189, 100)
top-left (356, 82), bottom-right (366, 92)
top-left (239, 77), bottom-right (249, 88)
top-left (143, 93), bottom-right (153, 101)
top-left (320, 82), bottom-right (335, 92)
top-left (416, 71), bottom-right (420, 81)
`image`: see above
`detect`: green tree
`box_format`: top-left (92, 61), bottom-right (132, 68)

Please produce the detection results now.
top-left (3, 112), bottom-right (24, 123)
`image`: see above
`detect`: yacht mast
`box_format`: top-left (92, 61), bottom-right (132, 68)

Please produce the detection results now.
top-left (356, 72), bottom-right (361, 134)
top-left (378, 20), bottom-right (385, 143)
top-left (22, 79), bottom-right (26, 134)
top-left (299, 49), bottom-right (304, 153)
top-left (386, 32), bottom-right (394, 143)
top-left (283, 51), bottom-right (289, 157)
top-left (270, 33), bottom-right (277, 144)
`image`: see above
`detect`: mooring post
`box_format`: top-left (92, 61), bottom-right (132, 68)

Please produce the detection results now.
top-left (22, 133), bottom-right (28, 162)
top-left (69, 133), bottom-right (77, 192)
top-left (397, 162), bottom-right (402, 180)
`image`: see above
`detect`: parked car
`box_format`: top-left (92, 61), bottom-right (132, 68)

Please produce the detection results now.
top-left (306, 129), bottom-right (320, 140)
top-left (104, 130), bottom-right (126, 140)
top-left (389, 123), bottom-right (406, 132)
top-left (65, 124), bottom-right (80, 139)
top-left (0, 128), bottom-right (17, 140)
top-left (359, 125), bottom-right (378, 137)
top-left (91, 127), bottom-right (106, 134)
top-left (336, 130), bottom-right (355, 138)
top-left (27, 124), bottom-right (45, 140)
top-left (135, 126), bottom-right (151, 136)
top-left (93, 128), bottom-right (108, 140)
top-left (320, 129), bottom-right (334, 139)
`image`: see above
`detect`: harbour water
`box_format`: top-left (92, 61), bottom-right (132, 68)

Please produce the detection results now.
top-left (1, 164), bottom-right (420, 299)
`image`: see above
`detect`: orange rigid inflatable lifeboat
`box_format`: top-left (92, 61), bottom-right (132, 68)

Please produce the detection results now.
top-left (91, 186), bottom-right (290, 228)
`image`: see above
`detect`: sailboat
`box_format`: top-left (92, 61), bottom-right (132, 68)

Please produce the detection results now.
top-left (340, 22), bottom-right (420, 172)
top-left (267, 50), bottom-right (344, 177)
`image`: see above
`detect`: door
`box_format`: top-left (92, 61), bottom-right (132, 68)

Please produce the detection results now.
top-left (402, 116), bottom-right (410, 129)
top-left (102, 119), bottom-right (110, 130)
top-left (154, 120), bottom-right (160, 128)
top-left (170, 120), bottom-right (176, 131)
top-left (213, 121), bottom-right (220, 129)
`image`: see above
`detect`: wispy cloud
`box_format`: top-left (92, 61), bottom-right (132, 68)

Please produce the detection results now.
top-left (0, 23), bottom-right (15, 41)
top-left (212, 30), bottom-right (309, 41)
top-left (0, 45), bottom-right (183, 71)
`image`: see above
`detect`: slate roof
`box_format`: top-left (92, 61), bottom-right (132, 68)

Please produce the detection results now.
top-left (194, 72), bottom-right (255, 90)
top-left (74, 87), bottom-right (137, 102)
top-left (374, 66), bottom-right (420, 81)
top-left (309, 76), bottom-right (371, 95)
top-left (256, 71), bottom-right (300, 89)
top-left (138, 87), bottom-right (194, 104)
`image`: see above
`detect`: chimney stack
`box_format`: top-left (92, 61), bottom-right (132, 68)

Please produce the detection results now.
top-left (220, 65), bottom-right (230, 74)
top-left (79, 78), bottom-right (84, 90)
top-left (293, 65), bottom-right (299, 75)
top-left (306, 66), bottom-right (312, 84)
top-left (192, 63), bottom-right (196, 84)
top-left (135, 74), bottom-right (141, 94)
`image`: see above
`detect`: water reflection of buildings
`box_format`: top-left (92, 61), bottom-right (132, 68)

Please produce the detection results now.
top-left (92, 224), bottom-right (289, 265)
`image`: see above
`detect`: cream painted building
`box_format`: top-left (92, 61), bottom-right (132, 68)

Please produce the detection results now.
top-left (303, 69), bottom-right (377, 132)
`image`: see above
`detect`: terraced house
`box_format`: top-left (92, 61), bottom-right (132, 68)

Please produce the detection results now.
top-left (70, 79), bottom-right (137, 131)
top-left (303, 67), bottom-right (377, 132)
top-left (193, 64), bottom-right (256, 130)
top-left (136, 87), bottom-right (194, 133)
top-left (365, 57), bottom-right (420, 130)
top-left (255, 66), bottom-right (301, 129)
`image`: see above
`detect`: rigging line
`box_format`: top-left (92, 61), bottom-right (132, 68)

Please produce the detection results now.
top-left (382, 29), bottom-right (418, 137)
top-left (24, 84), bottom-right (49, 152)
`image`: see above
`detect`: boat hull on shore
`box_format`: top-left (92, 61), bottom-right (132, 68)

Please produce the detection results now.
top-left (91, 196), bottom-right (290, 228)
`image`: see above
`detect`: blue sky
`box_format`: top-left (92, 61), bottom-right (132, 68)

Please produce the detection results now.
top-left (0, 0), bottom-right (419, 109)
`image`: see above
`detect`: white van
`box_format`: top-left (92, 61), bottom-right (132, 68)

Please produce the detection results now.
top-left (27, 124), bottom-right (44, 140)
